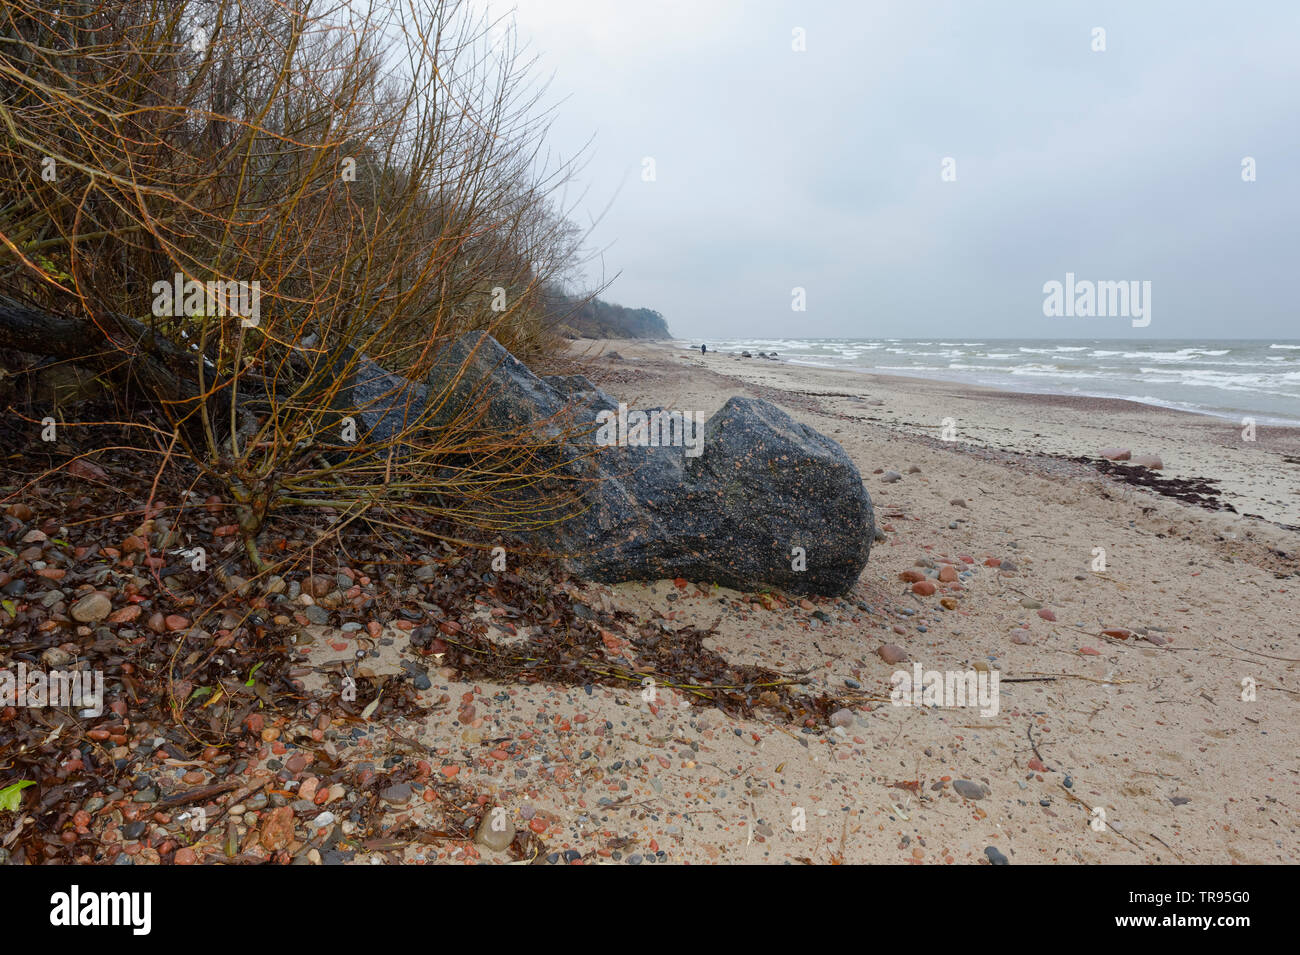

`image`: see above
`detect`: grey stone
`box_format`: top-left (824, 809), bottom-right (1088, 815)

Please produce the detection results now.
top-left (952, 779), bottom-right (987, 801)
top-left (40, 646), bottom-right (72, 668)
top-left (352, 356), bottom-right (429, 445)
top-left (431, 333), bottom-right (873, 594)
top-left (379, 782), bottom-right (412, 805)
top-left (70, 592), bottom-right (112, 623)
top-left (474, 810), bottom-right (514, 852)
top-left (334, 332), bottom-right (875, 596)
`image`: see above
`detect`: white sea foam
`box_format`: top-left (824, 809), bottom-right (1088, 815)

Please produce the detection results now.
top-left (704, 338), bottom-right (1300, 423)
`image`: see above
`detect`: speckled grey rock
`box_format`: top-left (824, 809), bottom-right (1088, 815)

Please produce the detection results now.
top-left (352, 356), bottom-right (428, 445)
top-left (320, 334), bottom-right (873, 594)
top-left (418, 332), bottom-right (874, 595)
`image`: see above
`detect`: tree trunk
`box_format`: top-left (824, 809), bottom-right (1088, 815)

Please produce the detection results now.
top-left (0, 295), bottom-right (262, 428)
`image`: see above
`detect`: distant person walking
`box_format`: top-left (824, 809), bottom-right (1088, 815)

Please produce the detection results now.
top-left (700, 343), bottom-right (706, 355)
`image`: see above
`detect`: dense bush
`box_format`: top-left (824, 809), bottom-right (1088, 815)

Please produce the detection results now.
top-left (0, 0), bottom-right (592, 568)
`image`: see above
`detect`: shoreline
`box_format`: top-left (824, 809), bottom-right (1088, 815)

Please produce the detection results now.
top-left (658, 338), bottom-right (1300, 429)
top-left (591, 338), bottom-right (1300, 532)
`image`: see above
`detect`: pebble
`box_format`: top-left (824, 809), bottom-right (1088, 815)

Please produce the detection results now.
top-left (379, 784), bottom-right (410, 805)
top-left (877, 644), bottom-right (909, 665)
top-left (952, 780), bottom-right (987, 801)
top-left (984, 846), bottom-right (1009, 865)
top-left (474, 812), bottom-right (514, 852)
top-left (40, 646), bottom-right (72, 668)
top-left (71, 592), bottom-right (112, 623)
top-left (830, 708), bottom-right (855, 728)
top-left (881, 470), bottom-right (902, 483)
top-left (260, 806), bottom-right (295, 851)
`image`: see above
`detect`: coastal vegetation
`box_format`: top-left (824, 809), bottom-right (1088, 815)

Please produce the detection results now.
top-left (0, 0), bottom-right (601, 566)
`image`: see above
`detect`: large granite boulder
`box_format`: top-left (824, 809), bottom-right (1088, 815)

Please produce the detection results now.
top-left (352, 356), bottom-right (428, 445)
top-left (408, 332), bottom-right (874, 596)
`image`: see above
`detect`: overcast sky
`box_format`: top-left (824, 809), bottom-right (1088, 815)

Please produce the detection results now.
top-left (504, 0), bottom-right (1299, 340)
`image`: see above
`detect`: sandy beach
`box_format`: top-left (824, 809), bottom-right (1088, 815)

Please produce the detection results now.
top-left (9, 334), bottom-right (1296, 868)
top-left (297, 339), bottom-right (1298, 865)
top-left (5, 333), bottom-right (1297, 870)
